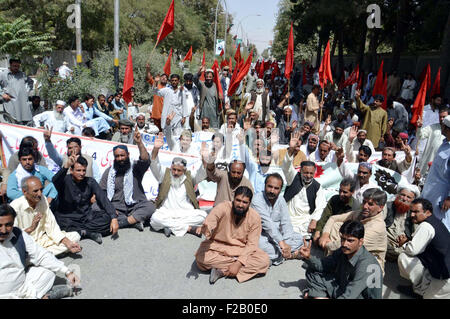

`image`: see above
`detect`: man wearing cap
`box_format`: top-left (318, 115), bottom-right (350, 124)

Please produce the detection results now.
top-left (0, 58), bottom-right (34, 124)
top-left (277, 104), bottom-right (298, 145)
top-left (300, 133), bottom-right (319, 161)
top-left (149, 134), bottom-right (207, 237)
top-left (355, 89), bottom-right (388, 148)
top-left (100, 127), bottom-right (155, 231)
top-left (245, 79), bottom-right (271, 122)
top-left (384, 185), bottom-right (420, 261)
top-left (421, 115), bottom-right (450, 231)
top-left (58, 61), bottom-right (72, 79)
top-left (194, 66), bottom-right (221, 129)
top-left (112, 119), bottom-right (135, 144)
top-left (305, 85), bottom-right (324, 134)
top-left (33, 100), bottom-right (68, 133)
top-left (416, 106), bottom-right (448, 174)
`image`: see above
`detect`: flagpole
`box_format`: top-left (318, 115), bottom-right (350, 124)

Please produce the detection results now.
top-left (147, 41), bottom-right (159, 65)
top-left (287, 79), bottom-right (290, 105)
top-left (319, 84), bottom-right (325, 123)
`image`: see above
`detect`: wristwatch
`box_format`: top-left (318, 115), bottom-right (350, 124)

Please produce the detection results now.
top-left (65, 270), bottom-right (73, 276)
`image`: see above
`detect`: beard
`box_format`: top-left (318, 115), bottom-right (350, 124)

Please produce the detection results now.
top-left (232, 203), bottom-right (249, 218)
top-left (307, 145), bottom-right (316, 153)
top-left (185, 84), bottom-right (193, 90)
top-left (120, 134), bottom-right (131, 143)
top-left (171, 174), bottom-right (184, 188)
top-left (228, 172), bottom-right (242, 186)
top-left (137, 123), bottom-right (145, 129)
top-left (394, 198), bottom-right (411, 214)
top-left (378, 159), bottom-right (390, 168)
top-left (265, 191), bottom-right (279, 201)
top-left (113, 158), bottom-right (131, 175)
top-left (256, 87), bottom-right (264, 94)
top-left (333, 132), bottom-right (342, 139)
top-left (301, 175), bottom-right (313, 185)
top-left (205, 80), bottom-right (213, 88)
top-left (54, 111), bottom-right (65, 121)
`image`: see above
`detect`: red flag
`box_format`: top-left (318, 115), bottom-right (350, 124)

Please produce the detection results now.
top-left (430, 67), bottom-right (441, 96)
top-left (200, 50), bottom-right (206, 81)
top-left (220, 59), bottom-right (229, 70)
top-left (228, 49), bottom-right (253, 97)
top-left (411, 69), bottom-right (430, 126)
top-left (272, 62), bottom-right (281, 81)
top-left (163, 48), bottom-right (172, 76)
top-left (358, 70), bottom-right (364, 90)
top-left (372, 60), bottom-right (384, 96)
top-left (318, 40), bottom-right (333, 88)
top-left (182, 46), bottom-right (193, 62)
top-left (219, 48), bottom-right (224, 57)
top-left (342, 65), bottom-right (359, 88)
top-left (122, 44), bottom-right (134, 105)
top-left (212, 60), bottom-right (224, 101)
top-left (419, 64), bottom-right (431, 89)
top-left (234, 43), bottom-right (241, 62)
top-left (264, 60), bottom-right (271, 72)
top-left (381, 73), bottom-right (388, 109)
top-left (258, 59), bottom-right (265, 79)
top-left (156, 0), bottom-right (175, 46)
top-left (284, 22), bottom-right (294, 80)
top-left (229, 57), bottom-right (233, 73)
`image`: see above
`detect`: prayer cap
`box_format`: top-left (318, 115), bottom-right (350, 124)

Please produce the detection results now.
top-left (205, 69), bottom-right (214, 74)
top-left (398, 184), bottom-right (420, 199)
top-left (443, 115), bottom-right (450, 128)
top-left (357, 129), bottom-right (367, 135)
top-left (283, 105), bottom-right (293, 111)
top-left (256, 79), bottom-right (264, 84)
top-left (119, 119), bottom-right (134, 127)
top-left (352, 114), bottom-right (359, 122)
top-left (56, 100), bottom-right (66, 106)
top-left (172, 157), bottom-right (187, 167)
top-left (359, 162), bottom-right (372, 170)
top-left (113, 145), bottom-right (128, 153)
top-left (398, 132), bottom-right (408, 139)
top-left (63, 61), bottom-right (68, 65)
top-left (136, 112), bottom-right (146, 118)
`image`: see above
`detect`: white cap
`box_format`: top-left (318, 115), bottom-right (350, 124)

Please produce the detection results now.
top-left (283, 105), bottom-right (293, 111)
top-left (443, 115), bottom-right (450, 128)
top-left (398, 184), bottom-right (421, 199)
top-left (55, 100), bottom-right (66, 106)
top-left (352, 114), bottom-right (359, 122)
top-left (136, 112), bottom-right (145, 118)
top-left (63, 61), bottom-right (68, 65)
top-left (205, 68), bottom-right (214, 74)
top-left (256, 79), bottom-right (264, 84)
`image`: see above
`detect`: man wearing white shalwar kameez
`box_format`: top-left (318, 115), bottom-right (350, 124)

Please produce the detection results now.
top-left (33, 100), bottom-right (68, 133)
top-left (149, 134), bottom-right (207, 237)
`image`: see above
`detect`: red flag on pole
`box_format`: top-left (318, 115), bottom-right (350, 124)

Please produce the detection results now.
top-left (163, 48), bottom-right (173, 76)
top-left (212, 60), bottom-right (224, 101)
top-left (342, 65), bottom-right (359, 88)
top-left (258, 59), bottom-right (265, 79)
top-left (411, 70), bottom-right (430, 127)
top-left (430, 67), bottom-right (441, 96)
top-left (419, 64), bottom-right (431, 89)
top-left (318, 40), bottom-right (333, 88)
top-left (220, 59), bottom-right (229, 70)
top-left (199, 50), bottom-right (206, 81)
top-left (219, 48), bottom-right (224, 57)
top-left (182, 46), bottom-right (193, 62)
top-left (229, 57), bottom-right (233, 73)
top-left (122, 44), bottom-right (134, 105)
top-left (284, 22), bottom-right (294, 80)
top-left (228, 49), bottom-right (253, 97)
top-left (156, 0), bottom-right (175, 46)
top-left (372, 60), bottom-right (384, 96)
top-left (234, 43), bottom-right (241, 63)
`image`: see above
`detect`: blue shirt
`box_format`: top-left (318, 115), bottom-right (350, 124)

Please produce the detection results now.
top-left (7, 165), bottom-right (58, 201)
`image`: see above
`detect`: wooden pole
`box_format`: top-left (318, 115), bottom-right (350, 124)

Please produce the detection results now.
top-left (319, 84), bottom-right (325, 123)
top-left (146, 41), bottom-right (159, 65)
top-left (287, 79), bottom-right (290, 105)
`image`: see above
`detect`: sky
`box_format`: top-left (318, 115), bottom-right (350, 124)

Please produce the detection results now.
top-left (225, 0), bottom-right (280, 54)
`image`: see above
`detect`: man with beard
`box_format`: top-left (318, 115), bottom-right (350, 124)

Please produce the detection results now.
top-left (194, 66), bottom-right (221, 129)
top-left (251, 173), bottom-right (303, 266)
top-left (397, 198), bottom-right (450, 299)
top-left (182, 73), bottom-right (200, 130)
top-left (149, 134), bottom-right (207, 237)
top-left (300, 220), bottom-right (383, 299)
top-left (151, 74), bottom-right (188, 133)
top-left (33, 100), bottom-right (68, 133)
top-left (0, 204), bottom-right (80, 299)
top-left (385, 185), bottom-right (420, 261)
top-left (146, 65), bottom-right (168, 131)
top-left (205, 154), bottom-right (253, 207)
top-left (282, 133), bottom-right (327, 237)
top-left (321, 119), bottom-right (348, 150)
top-left (344, 126), bottom-right (375, 160)
top-left (422, 94), bottom-right (442, 128)
top-left (195, 186), bottom-right (270, 284)
top-left (246, 79), bottom-right (270, 122)
top-left (100, 127), bottom-right (155, 232)
top-left (7, 147), bottom-right (57, 203)
top-left (387, 99), bottom-right (409, 133)
top-left (277, 105), bottom-right (298, 145)
top-left (318, 188), bottom-right (388, 271)
top-left (336, 151), bottom-right (380, 211)
top-left (300, 133), bottom-right (319, 160)
top-left (377, 145), bottom-right (412, 174)
top-left (112, 119), bottom-right (135, 145)
top-left (52, 155), bottom-right (117, 244)
top-left (313, 178), bottom-right (356, 244)
top-left (44, 129), bottom-right (100, 181)
top-left (355, 89), bottom-right (388, 148)
top-left (305, 85), bottom-right (324, 134)
top-left (29, 96), bottom-right (45, 117)
top-left (11, 176), bottom-right (81, 256)
top-left (134, 113), bottom-right (158, 135)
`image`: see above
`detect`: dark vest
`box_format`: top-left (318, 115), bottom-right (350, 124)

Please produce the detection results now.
top-left (284, 174), bottom-right (321, 214)
top-left (417, 215), bottom-right (450, 280)
top-left (155, 168), bottom-right (199, 209)
top-left (251, 92), bottom-right (269, 122)
top-left (10, 227), bottom-right (27, 267)
top-left (384, 202), bottom-right (414, 239)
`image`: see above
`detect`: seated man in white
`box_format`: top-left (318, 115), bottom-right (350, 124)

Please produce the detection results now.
top-left (33, 100), bottom-right (68, 133)
top-left (10, 176), bottom-right (81, 256)
top-left (149, 133), bottom-right (208, 237)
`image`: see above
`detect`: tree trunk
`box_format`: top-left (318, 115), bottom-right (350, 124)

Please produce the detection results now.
top-left (440, 11), bottom-right (450, 98)
top-left (390, 0), bottom-right (409, 73)
top-left (315, 36), bottom-right (323, 69)
top-left (357, 22), bottom-right (367, 70)
top-left (331, 34), bottom-right (338, 57)
top-left (368, 29), bottom-right (379, 73)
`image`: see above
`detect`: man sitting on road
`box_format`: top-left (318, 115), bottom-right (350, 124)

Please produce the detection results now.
top-left (11, 176), bottom-right (81, 256)
top-left (195, 186), bottom-right (270, 284)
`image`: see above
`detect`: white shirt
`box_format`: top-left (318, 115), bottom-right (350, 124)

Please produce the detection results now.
top-left (417, 123), bottom-right (445, 174)
top-left (63, 106), bottom-right (86, 135)
top-left (402, 222), bottom-right (435, 256)
top-left (422, 104), bottom-right (440, 128)
top-left (400, 79), bottom-right (416, 100)
top-left (0, 229), bottom-right (68, 298)
top-left (323, 131), bottom-right (348, 148)
top-left (58, 65), bottom-right (72, 79)
top-left (33, 111), bottom-right (67, 133)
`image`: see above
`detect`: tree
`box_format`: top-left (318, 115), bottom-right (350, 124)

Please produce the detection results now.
top-left (0, 16), bottom-right (54, 60)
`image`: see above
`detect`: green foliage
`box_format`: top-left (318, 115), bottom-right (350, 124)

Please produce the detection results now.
top-left (0, 16), bottom-right (55, 60)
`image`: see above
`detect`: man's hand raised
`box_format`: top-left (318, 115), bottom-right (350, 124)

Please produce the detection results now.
top-left (43, 126), bottom-right (53, 142)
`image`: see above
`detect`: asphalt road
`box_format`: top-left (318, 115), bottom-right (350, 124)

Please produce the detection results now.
top-left (57, 223), bottom-right (412, 299)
